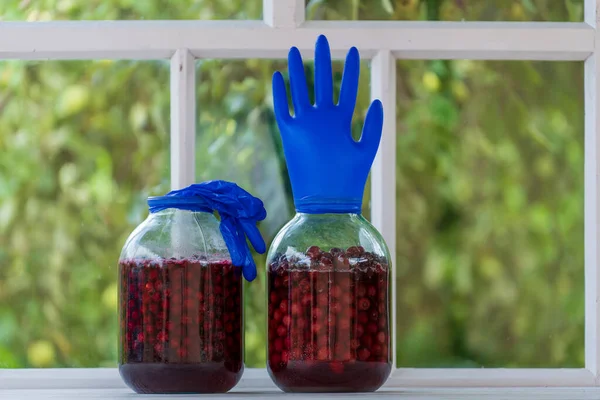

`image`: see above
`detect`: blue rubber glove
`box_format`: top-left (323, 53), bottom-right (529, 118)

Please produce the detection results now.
top-left (272, 34), bottom-right (384, 214)
top-left (148, 180), bottom-right (267, 281)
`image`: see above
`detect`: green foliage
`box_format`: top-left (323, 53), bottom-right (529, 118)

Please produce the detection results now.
top-left (395, 58), bottom-right (584, 367)
top-left (308, 0), bottom-right (583, 21)
top-left (0, 59), bottom-right (171, 367)
top-left (0, 0), bottom-right (261, 20)
top-left (0, 0), bottom-right (585, 369)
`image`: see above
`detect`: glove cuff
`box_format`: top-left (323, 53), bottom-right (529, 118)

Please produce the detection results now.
top-left (295, 196), bottom-right (362, 214)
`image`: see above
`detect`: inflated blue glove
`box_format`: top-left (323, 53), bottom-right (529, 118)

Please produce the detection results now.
top-left (148, 180), bottom-right (267, 281)
top-left (272, 35), bottom-right (384, 214)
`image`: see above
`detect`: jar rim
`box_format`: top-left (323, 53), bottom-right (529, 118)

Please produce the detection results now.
top-left (147, 196), bottom-right (212, 214)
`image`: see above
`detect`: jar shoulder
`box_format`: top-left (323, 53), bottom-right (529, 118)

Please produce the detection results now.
top-left (120, 210), bottom-right (229, 262)
top-left (267, 213), bottom-right (391, 263)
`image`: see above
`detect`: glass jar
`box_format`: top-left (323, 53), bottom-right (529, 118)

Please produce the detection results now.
top-left (266, 212), bottom-right (392, 392)
top-left (118, 208), bottom-right (243, 393)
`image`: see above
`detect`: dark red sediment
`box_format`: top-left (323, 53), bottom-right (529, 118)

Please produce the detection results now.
top-left (119, 258), bottom-right (242, 393)
top-left (267, 246), bottom-right (391, 392)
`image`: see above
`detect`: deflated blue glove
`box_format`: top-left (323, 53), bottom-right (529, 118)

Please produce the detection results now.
top-left (148, 180), bottom-right (267, 281)
top-left (272, 35), bottom-right (384, 214)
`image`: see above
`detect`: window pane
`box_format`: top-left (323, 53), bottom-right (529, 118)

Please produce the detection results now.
top-left (307, 0), bottom-right (583, 22)
top-left (0, 60), bottom-right (169, 367)
top-left (395, 60), bottom-right (584, 367)
top-left (0, 0), bottom-right (261, 20)
top-left (197, 58), bottom-right (371, 367)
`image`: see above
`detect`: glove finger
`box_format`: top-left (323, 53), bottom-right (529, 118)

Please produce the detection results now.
top-left (359, 99), bottom-right (384, 158)
top-left (288, 47), bottom-right (311, 115)
top-left (219, 220), bottom-right (244, 267)
top-left (240, 220), bottom-right (266, 254)
top-left (338, 46), bottom-right (359, 114)
top-left (241, 249), bottom-right (257, 282)
top-left (272, 72), bottom-right (291, 126)
top-left (315, 34), bottom-right (333, 108)
top-left (235, 224), bottom-right (257, 281)
top-left (233, 220), bottom-right (252, 265)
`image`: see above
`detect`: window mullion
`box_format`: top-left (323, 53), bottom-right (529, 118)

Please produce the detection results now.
top-left (370, 49), bottom-right (397, 368)
top-left (584, 0), bottom-right (600, 384)
top-left (263, 0), bottom-right (305, 28)
top-left (170, 48), bottom-right (196, 190)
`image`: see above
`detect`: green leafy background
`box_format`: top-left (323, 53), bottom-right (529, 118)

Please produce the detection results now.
top-left (0, 0), bottom-right (584, 369)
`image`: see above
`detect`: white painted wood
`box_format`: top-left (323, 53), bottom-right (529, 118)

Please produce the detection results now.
top-left (0, 367), bottom-right (275, 390)
top-left (370, 50), bottom-right (397, 368)
top-left (2, 387), bottom-right (600, 400)
top-left (0, 368), bottom-right (126, 390)
top-left (388, 368), bottom-right (597, 388)
top-left (585, 0), bottom-right (600, 385)
top-left (170, 48), bottom-right (196, 190)
top-left (0, 21), bottom-right (592, 60)
top-left (263, 0), bottom-right (304, 28)
top-left (1, 369), bottom-right (600, 395)
top-left (586, 0), bottom-right (598, 27)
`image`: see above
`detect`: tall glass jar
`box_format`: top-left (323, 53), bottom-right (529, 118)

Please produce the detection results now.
top-left (266, 212), bottom-right (392, 392)
top-left (118, 208), bottom-right (243, 393)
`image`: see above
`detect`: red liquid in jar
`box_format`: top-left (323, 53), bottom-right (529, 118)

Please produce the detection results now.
top-left (267, 246), bottom-right (391, 392)
top-left (119, 258), bottom-right (242, 393)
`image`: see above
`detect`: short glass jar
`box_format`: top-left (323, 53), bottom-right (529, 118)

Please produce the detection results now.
top-left (266, 212), bottom-right (392, 392)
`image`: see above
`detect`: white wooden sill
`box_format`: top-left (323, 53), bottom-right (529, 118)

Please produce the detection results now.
top-left (1, 369), bottom-right (600, 400)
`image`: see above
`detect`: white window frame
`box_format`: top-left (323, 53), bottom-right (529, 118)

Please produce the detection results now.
top-left (1, 0), bottom-right (600, 391)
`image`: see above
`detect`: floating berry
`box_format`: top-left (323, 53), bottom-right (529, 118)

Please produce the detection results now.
top-left (279, 299), bottom-right (289, 312)
top-left (282, 315), bottom-right (291, 327)
top-left (346, 246), bottom-right (361, 257)
top-left (277, 325), bottom-right (287, 337)
top-left (274, 309), bottom-right (283, 321)
top-left (367, 285), bottom-right (377, 298)
top-left (274, 338), bottom-right (284, 351)
top-left (358, 311), bottom-right (369, 324)
top-left (306, 245), bottom-right (321, 259)
top-left (357, 348), bottom-right (371, 361)
top-left (358, 297), bottom-right (371, 311)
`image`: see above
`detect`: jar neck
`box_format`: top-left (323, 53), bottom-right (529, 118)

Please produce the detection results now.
top-left (151, 208), bottom-right (217, 221)
top-left (293, 212), bottom-right (364, 222)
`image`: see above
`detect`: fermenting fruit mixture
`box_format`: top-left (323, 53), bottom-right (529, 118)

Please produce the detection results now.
top-left (267, 245), bottom-right (391, 392)
top-left (119, 258), bottom-right (243, 393)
